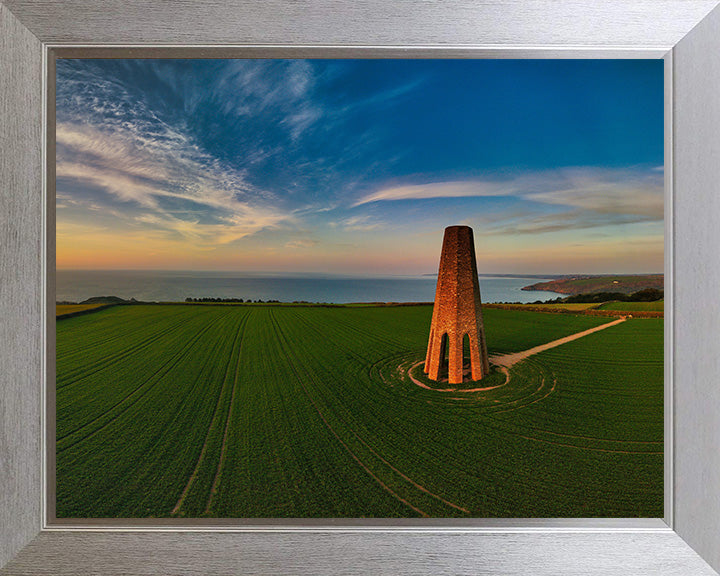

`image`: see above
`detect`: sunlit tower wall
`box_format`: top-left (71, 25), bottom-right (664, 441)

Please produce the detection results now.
top-left (424, 226), bottom-right (490, 384)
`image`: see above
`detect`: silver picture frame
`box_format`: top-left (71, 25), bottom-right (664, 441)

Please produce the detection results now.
top-left (2, 1), bottom-right (720, 574)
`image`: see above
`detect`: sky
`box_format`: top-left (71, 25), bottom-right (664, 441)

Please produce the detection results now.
top-left (56, 59), bottom-right (664, 275)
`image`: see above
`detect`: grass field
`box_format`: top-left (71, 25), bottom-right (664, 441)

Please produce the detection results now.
top-left (598, 300), bottom-right (665, 312)
top-left (56, 305), bottom-right (663, 518)
top-left (488, 302), bottom-right (601, 311)
top-left (56, 303), bottom-right (109, 316)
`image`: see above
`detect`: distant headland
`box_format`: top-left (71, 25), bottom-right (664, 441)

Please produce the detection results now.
top-left (521, 274), bottom-right (663, 296)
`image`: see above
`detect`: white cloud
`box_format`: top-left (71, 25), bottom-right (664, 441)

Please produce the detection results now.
top-left (134, 206), bottom-right (289, 247)
top-left (526, 185), bottom-right (662, 220)
top-left (354, 168), bottom-right (663, 220)
top-left (352, 180), bottom-right (512, 207)
top-left (333, 215), bottom-right (382, 232)
top-left (285, 239), bottom-right (318, 249)
top-left (523, 167), bottom-right (663, 219)
top-left (347, 168), bottom-right (663, 239)
top-left (213, 60), bottom-right (322, 140)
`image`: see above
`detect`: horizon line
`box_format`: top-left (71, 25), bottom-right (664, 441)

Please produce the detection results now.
top-left (54, 268), bottom-right (665, 276)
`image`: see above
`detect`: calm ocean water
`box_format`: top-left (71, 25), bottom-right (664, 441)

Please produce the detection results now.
top-left (55, 270), bottom-right (562, 305)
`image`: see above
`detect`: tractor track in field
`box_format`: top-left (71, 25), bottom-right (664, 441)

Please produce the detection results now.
top-left (484, 367), bottom-right (556, 414)
top-left (369, 353), bottom-right (410, 387)
top-left (57, 313), bottom-right (203, 390)
top-left (57, 307), bottom-right (206, 366)
top-left (57, 312), bottom-right (228, 453)
top-left (57, 306), bottom-right (191, 354)
top-left (267, 311), bottom-right (427, 517)
top-left (485, 415), bottom-right (663, 449)
top-left (202, 312), bottom-right (252, 515)
top-left (383, 354), bottom-right (553, 413)
top-left (123, 312), bottom-right (243, 513)
top-left (269, 311), bottom-right (470, 516)
top-left (480, 415), bottom-right (663, 455)
top-left (172, 311), bottom-right (251, 516)
top-left (407, 360), bottom-right (510, 393)
top-left (304, 307), bottom-right (407, 351)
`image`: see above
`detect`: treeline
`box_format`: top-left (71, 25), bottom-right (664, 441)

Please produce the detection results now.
top-left (532, 288), bottom-right (664, 305)
top-left (184, 297), bottom-right (281, 303)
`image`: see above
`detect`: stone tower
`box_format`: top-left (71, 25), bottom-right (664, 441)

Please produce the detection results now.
top-left (424, 226), bottom-right (490, 384)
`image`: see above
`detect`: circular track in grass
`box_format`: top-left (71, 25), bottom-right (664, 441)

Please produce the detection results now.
top-left (371, 352), bottom-right (557, 413)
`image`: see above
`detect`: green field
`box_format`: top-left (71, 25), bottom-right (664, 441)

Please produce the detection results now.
top-left (598, 300), bottom-right (665, 312)
top-left (56, 305), bottom-right (663, 518)
top-left (488, 302), bottom-right (601, 311)
top-left (56, 303), bottom-right (109, 316)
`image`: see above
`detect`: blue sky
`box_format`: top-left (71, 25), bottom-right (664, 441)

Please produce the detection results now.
top-left (56, 59), bottom-right (664, 274)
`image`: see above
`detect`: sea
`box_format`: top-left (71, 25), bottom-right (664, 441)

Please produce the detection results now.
top-left (55, 270), bottom-right (562, 305)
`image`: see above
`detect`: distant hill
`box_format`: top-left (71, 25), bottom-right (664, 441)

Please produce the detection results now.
top-left (522, 274), bottom-right (663, 296)
top-left (80, 295), bottom-right (132, 304)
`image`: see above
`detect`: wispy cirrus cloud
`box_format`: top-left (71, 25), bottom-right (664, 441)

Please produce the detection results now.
top-left (55, 86), bottom-right (295, 247)
top-left (342, 215), bottom-right (382, 232)
top-left (132, 206), bottom-right (290, 246)
top-left (285, 238), bottom-right (318, 249)
top-left (329, 215), bottom-right (383, 232)
top-left (526, 185), bottom-right (662, 220)
top-left (353, 168), bottom-right (663, 230)
top-left (352, 180), bottom-right (511, 207)
top-left (56, 59), bottom-right (430, 228)
top-left (523, 167), bottom-right (663, 219)
top-left (212, 60), bottom-right (323, 141)
top-left (472, 208), bottom-right (657, 237)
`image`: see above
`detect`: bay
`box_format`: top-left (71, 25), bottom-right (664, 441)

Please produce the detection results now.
top-left (55, 270), bottom-right (562, 305)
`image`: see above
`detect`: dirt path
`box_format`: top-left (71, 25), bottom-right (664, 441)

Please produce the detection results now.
top-left (490, 317), bottom-right (626, 369)
top-left (403, 317), bottom-right (627, 395)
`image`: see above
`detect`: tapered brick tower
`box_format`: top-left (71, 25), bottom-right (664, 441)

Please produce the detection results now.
top-left (424, 226), bottom-right (490, 384)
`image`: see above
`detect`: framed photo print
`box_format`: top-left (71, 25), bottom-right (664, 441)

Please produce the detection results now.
top-left (2, 1), bottom-right (720, 574)
top-left (51, 56), bottom-right (665, 521)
